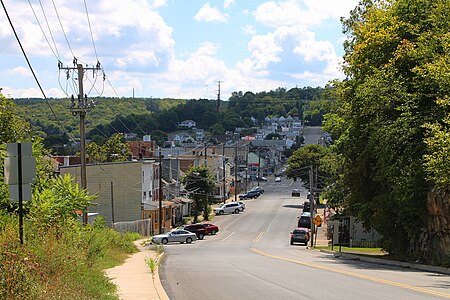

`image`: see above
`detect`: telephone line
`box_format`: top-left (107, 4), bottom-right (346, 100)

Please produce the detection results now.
top-left (83, 0), bottom-right (98, 60)
top-left (37, 0), bottom-right (60, 59)
top-left (50, 0), bottom-right (75, 58)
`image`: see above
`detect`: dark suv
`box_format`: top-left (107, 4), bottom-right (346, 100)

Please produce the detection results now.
top-left (181, 224), bottom-right (207, 240)
top-left (297, 215), bottom-right (311, 229)
top-left (239, 190), bottom-right (260, 199)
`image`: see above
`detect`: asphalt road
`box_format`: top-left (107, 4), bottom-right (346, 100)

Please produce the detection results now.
top-left (160, 181), bottom-right (450, 300)
top-left (159, 127), bottom-right (450, 299)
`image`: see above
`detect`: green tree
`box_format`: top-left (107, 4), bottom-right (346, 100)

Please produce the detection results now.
top-left (181, 165), bottom-right (215, 223)
top-left (151, 130), bottom-right (168, 147)
top-left (325, 0), bottom-right (450, 260)
top-left (86, 133), bottom-right (130, 163)
top-left (209, 123), bottom-right (225, 136)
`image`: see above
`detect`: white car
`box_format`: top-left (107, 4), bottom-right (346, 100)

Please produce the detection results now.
top-left (230, 201), bottom-right (246, 210)
top-left (214, 202), bottom-right (243, 215)
top-left (275, 177), bottom-right (281, 182)
top-left (152, 230), bottom-right (197, 244)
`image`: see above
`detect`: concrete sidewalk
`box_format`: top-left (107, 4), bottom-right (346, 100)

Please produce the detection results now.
top-left (106, 239), bottom-right (169, 300)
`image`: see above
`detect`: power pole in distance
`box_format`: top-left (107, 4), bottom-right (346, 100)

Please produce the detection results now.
top-left (59, 60), bottom-right (100, 225)
top-left (159, 148), bottom-right (164, 234)
top-left (217, 80), bottom-right (222, 113)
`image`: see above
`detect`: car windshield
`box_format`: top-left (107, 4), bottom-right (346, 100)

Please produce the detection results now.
top-left (293, 230), bottom-right (306, 234)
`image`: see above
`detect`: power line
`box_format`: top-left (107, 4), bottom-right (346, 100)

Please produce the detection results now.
top-left (1, 0), bottom-right (76, 144)
top-left (27, 0), bottom-right (59, 60)
top-left (37, 0), bottom-right (60, 59)
top-left (50, 0), bottom-right (75, 58)
top-left (83, 0), bottom-right (98, 60)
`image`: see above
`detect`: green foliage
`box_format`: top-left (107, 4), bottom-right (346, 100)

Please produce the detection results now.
top-left (181, 165), bottom-right (215, 223)
top-left (208, 123), bottom-right (225, 136)
top-left (324, 0), bottom-right (450, 260)
top-left (86, 133), bottom-right (131, 163)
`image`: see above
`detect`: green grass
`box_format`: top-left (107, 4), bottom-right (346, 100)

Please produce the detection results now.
top-left (314, 246), bottom-right (387, 256)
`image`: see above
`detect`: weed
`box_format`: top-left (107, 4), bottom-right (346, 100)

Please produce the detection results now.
top-left (145, 257), bottom-right (157, 273)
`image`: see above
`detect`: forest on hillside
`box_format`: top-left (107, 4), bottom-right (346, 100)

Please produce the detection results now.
top-left (13, 86), bottom-right (332, 154)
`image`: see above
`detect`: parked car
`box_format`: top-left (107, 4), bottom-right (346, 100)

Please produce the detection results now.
top-left (290, 228), bottom-right (310, 245)
top-left (180, 224), bottom-right (207, 240)
top-left (275, 177), bottom-right (281, 182)
top-left (250, 186), bottom-right (265, 194)
top-left (214, 202), bottom-right (243, 215)
top-left (256, 176), bottom-right (268, 181)
top-left (152, 230), bottom-right (197, 244)
top-left (230, 201), bottom-right (246, 210)
top-left (292, 189), bottom-right (301, 197)
top-left (298, 215), bottom-right (311, 229)
top-left (302, 201), bottom-right (310, 212)
top-left (201, 223), bottom-right (219, 235)
top-left (239, 190), bottom-right (260, 199)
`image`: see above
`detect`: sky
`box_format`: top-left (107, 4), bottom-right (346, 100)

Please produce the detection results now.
top-left (0, 0), bottom-right (359, 100)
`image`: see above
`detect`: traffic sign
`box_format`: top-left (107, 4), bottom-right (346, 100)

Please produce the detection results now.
top-left (313, 215), bottom-right (323, 227)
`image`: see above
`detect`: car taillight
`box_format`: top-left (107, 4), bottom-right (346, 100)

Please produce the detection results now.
top-left (291, 234), bottom-right (294, 237)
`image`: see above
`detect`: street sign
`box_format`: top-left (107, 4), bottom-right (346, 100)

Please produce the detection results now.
top-left (4, 157), bottom-right (36, 185)
top-left (313, 215), bottom-right (323, 227)
top-left (9, 184), bottom-right (32, 202)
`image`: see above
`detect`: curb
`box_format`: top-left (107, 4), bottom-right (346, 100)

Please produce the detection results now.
top-left (319, 250), bottom-right (450, 275)
top-left (153, 252), bottom-right (170, 300)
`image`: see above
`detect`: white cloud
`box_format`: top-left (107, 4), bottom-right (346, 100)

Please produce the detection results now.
top-left (242, 25), bottom-right (256, 35)
top-left (194, 3), bottom-right (229, 23)
top-left (254, 0), bottom-right (358, 28)
top-left (7, 67), bottom-right (32, 77)
top-left (223, 0), bottom-right (235, 9)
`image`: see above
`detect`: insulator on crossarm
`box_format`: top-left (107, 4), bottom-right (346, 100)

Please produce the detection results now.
top-left (96, 61), bottom-right (101, 69)
top-left (73, 57), bottom-right (77, 66)
top-left (70, 95), bottom-right (75, 108)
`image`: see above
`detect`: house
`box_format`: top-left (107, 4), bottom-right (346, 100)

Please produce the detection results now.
top-left (59, 161), bottom-right (171, 234)
top-left (178, 120), bottom-right (196, 128)
top-left (195, 129), bottom-right (205, 141)
top-left (172, 132), bottom-right (194, 145)
top-left (127, 140), bottom-right (156, 159)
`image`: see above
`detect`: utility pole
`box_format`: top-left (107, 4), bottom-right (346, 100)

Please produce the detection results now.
top-left (234, 143), bottom-right (238, 202)
top-left (309, 164), bottom-right (315, 247)
top-left (216, 80), bottom-right (222, 113)
top-left (257, 148), bottom-right (261, 187)
top-left (158, 149), bottom-right (163, 234)
top-left (59, 60), bottom-right (100, 225)
top-left (222, 145), bottom-right (226, 204)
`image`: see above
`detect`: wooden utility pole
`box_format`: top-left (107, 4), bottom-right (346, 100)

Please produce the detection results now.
top-left (234, 143), bottom-right (238, 202)
top-left (217, 80), bottom-right (222, 113)
top-left (59, 61), bottom-right (100, 225)
top-left (158, 149), bottom-right (163, 233)
top-left (222, 145), bottom-right (226, 204)
top-left (309, 164), bottom-right (315, 247)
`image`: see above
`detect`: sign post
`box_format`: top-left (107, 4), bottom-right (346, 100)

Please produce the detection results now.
top-left (4, 142), bottom-right (36, 244)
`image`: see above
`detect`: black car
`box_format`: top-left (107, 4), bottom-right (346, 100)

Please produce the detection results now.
top-left (302, 201), bottom-right (310, 213)
top-left (297, 215), bottom-right (311, 229)
top-left (292, 189), bottom-right (301, 197)
top-left (290, 228), bottom-right (310, 245)
top-left (180, 224), bottom-right (207, 240)
top-left (239, 190), bottom-right (260, 199)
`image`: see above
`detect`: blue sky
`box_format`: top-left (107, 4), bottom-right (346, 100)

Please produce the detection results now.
top-left (0, 0), bottom-right (359, 100)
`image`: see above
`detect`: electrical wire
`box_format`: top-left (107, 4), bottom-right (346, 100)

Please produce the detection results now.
top-left (27, 0), bottom-right (59, 60)
top-left (83, 0), bottom-right (98, 60)
top-left (37, 0), bottom-right (60, 59)
top-left (50, 0), bottom-right (75, 58)
top-left (1, 0), bottom-right (76, 144)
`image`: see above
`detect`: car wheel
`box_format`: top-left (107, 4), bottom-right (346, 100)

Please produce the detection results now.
top-left (235, 209), bottom-right (240, 214)
top-left (162, 238), bottom-right (168, 245)
top-left (198, 233), bottom-right (204, 240)
top-left (211, 230), bottom-right (216, 235)
top-left (219, 211), bottom-right (224, 215)
top-left (254, 196), bottom-right (258, 199)
top-left (186, 237), bottom-right (193, 244)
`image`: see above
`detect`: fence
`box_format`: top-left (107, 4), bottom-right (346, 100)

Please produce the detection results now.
top-left (113, 219), bottom-right (154, 236)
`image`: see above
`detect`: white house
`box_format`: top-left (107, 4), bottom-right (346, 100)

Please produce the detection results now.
top-left (178, 120), bottom-right (196, 128)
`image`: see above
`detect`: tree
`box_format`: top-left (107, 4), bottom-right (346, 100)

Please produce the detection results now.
top-left (181, 165), bottom-right (215, 223)
top-left (86, 133), bottom-right (130, 163)
top-left (208, 123), bottom-right (225, 136)
top-left (151, 130), bottom-right (168, 147)
top-left (286, 144), bottom-right (330, 191)
top-left (324, 0), bottom-right (450, 260)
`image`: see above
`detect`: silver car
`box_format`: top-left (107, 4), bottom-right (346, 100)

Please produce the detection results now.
top-left (214, 202), bottom-right (243, 215)
top-left (152, 230), bottom-right (197, 244)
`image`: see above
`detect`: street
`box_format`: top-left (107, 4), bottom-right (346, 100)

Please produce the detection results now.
top-left (159, 127), bottom-right (449, 299)
top-left (159, 181), bottom-right (450, 299)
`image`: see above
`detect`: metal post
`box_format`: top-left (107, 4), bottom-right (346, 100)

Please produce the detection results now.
top-left (110, 181), bottom-right (115, 224)
top-left (257, 148), bottom-right (261, 187)
top-left (18, 143), bottom-right (23, 244)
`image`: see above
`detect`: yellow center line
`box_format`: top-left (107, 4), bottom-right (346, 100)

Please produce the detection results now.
top-left (250, 247), bottom-right (450, 299)
top-left (252, 232), bottom-right (265, 244)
